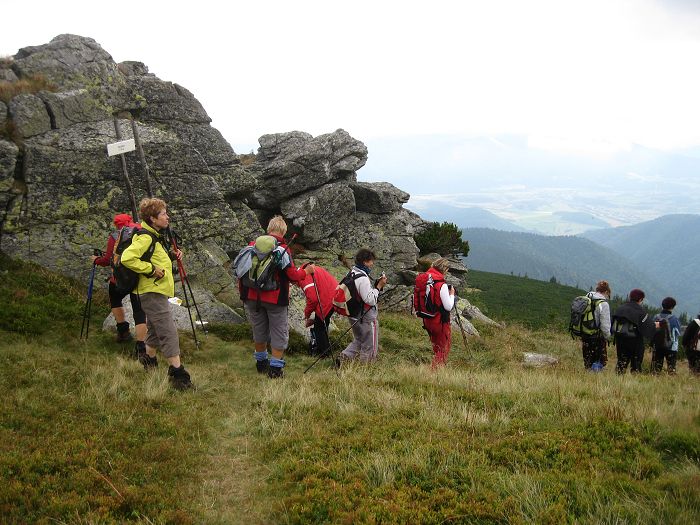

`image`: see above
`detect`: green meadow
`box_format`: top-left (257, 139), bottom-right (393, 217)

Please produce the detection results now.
top-left (2, 255), bottom-right (699, 524)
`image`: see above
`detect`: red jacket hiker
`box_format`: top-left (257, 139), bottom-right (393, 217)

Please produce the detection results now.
top-left (297, 265), bottom-right (338, 320)
top-left (94, 213), bottom-right (138, 284)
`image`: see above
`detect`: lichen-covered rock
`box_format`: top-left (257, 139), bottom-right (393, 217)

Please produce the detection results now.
top-left (349, 181), bottom-right (409, 214)
top-left (0, 140), bottom-right (19, 212)
top-left (250, 129), bottom-right (367, 208)
top-left (281, 182), bottom-right (356, 243)
top-left (39, 89), bottom-right (110, 128)
top-left (8, 94), bottom-right (51, 137)
top-left (0, 69), bottom-right (18, 82)
top-left (523, 353), bottom-right (559, 368)
top-left (13, 34), bottom-right (120, 89)
top-left (0, 100), bottom-right (7, 130)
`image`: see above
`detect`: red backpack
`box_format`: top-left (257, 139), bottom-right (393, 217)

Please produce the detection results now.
top-left (413, 272), bottom-right (444, 319)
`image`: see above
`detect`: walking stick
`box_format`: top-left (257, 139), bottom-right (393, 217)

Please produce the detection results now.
top-left (452, 300), bottom-right (470, 353)
top-left (304, 309), bottom-right (370, 374)
top-left (80, 249), bottom-right (102, 340)
top-left (167, 228), bottom-right (204, 348)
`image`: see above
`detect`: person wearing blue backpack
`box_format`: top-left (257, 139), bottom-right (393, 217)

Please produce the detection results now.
top-left (651, 297), bottom-right (682, 374)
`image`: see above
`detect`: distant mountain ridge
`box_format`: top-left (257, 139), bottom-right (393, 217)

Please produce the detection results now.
top-left (461, 227), bottom-right (668, 309)
top-left (406, 204), bottom-right (529, 232)
top-left (580, 214), bottom-right (700, 315)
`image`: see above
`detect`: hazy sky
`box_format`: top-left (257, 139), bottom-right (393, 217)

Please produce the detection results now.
top-left (3, 0), bottom-right (700, 157)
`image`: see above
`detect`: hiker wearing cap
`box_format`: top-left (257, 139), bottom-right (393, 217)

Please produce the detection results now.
top-left (238, 216), bottom-right (314, 378)
top-left (611, 288), bottom-right (658, 374)
top-left (91, 213), bottom-right (147, 355)
top-left (339, 248), bottom-right (387, 364)
top-left (651, 297), bottom-right (682, 374)
top-left (120, 198), bottom-right (194, 390)
top-left (418, 258), bottom-right (456, 368)
top-left (298, 264), bottom-right (338, 357)
top-left (581, 280), bottom-right (612, 371)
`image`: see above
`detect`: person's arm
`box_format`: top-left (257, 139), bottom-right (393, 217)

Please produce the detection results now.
top-left (440, 283), bottom-right (455, 311)
top-left (598, 302), bottom-right (611, 338)
top-left (356, 275), bottom-right (380, 306)
top-left (120, 234), bottom-right (156, 276)
top-left (303, 282), bottom-right (318, 319)
top-left (93, 235), bottom-right (115, 267)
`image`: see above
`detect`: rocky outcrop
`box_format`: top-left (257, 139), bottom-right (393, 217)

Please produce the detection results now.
top-left (0, 34), bottom-right (489, 338)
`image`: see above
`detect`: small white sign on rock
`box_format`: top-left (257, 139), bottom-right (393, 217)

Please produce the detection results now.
top-left (106, 139), bottom-right (135, 157)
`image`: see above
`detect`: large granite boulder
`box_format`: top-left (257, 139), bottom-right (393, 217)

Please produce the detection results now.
top-left (249, 129), bottom-right (367, 209)
top-left (0, 140), bottom-right (19, 214)
top-left (349, 181), bottom-right (409, 214)
top-left (0, 101), bottom-right (7, 130)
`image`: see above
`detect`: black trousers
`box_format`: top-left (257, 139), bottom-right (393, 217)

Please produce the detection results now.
top-left (688, 348), bottom-right (700, 375)
top-left (309, 314), bottom-right (332, 357)
top-left (651, 347), bottom-right (677, 373)
top-left (616, 336), bottom-right (645, 374)
top-left (582, 336), bottom-right (608, 369)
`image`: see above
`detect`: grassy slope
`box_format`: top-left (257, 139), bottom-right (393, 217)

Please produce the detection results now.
top-left (2, 256), bottom-right (700, 524)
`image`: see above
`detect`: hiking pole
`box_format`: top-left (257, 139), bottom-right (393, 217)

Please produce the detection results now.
top-left (80, 249), bottom-right (102, 340)
top-left (451, 294), bottom-right (470, 353)
top-left (166, 228), bottom-right (201, 348)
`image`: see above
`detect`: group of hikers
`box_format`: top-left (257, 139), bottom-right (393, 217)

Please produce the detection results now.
top-left (90, 199), bottom-right (700, 392)
top-left (572, 280), bottom-right (700, 375)
top-left (90, 199), bottom-right (462, 390)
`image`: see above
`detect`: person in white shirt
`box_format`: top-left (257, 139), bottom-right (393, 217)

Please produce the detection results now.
top-left (340, 249), bottom-right (387, 363)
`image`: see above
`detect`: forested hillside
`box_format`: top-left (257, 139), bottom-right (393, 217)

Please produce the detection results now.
top-left (581, 214), bottom-right (700, 315)
top-left (461, 228), bottom-right (667, 307)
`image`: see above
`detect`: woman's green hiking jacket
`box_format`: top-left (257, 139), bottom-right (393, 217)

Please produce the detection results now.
top-left (120, 222), bottom-right (175, 297)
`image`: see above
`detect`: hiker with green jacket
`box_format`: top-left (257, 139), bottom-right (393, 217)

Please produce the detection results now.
top-left (120, 197), bottom-right (194, 390)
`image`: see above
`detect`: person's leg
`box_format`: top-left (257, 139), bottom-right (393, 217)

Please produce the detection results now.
top-left (357, 312), bottom-right (379, 363)
top-left (667, 350), bottom-right (677, 374)
top-left (616, 342), bottom-right (630, 374)
top-left (244, 301), bottom-right (271, 373)
top-left (109, 283), bottom-right (132, 342)
top-left (631, 341), bottom-right (645, 373)
top-left (582, 338), bottom-right (595, 369)
top-left (651, 346), bottom-right (663, 374)
top-left (267, 304), bottom-right (290, 378)
top-left (313, 315), bottom-right (330, 357)
top-left (341, 318), bottom-right (362, 360)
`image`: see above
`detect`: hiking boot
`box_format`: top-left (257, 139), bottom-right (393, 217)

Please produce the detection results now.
top-left (168, 365), bottom-right (194, 390)
top-left (134, 341), bottom-right (146, 361)
top-left (256, 359), bottom-right (270, 374)
top-left (116, 322), bottom-right (133, 343)
top-left (139, 353), bottom-right (158, 370)
top-left (267, 366), bottom-right (284, 379)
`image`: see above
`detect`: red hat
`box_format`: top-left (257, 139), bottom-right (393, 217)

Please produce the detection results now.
top-left (629, 289), bottom-right (645, 302)
top-left (113, 213), bottom-right (134, 229)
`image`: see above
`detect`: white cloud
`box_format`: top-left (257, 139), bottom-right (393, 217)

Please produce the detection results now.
top-left (2, 0), bottom-right (700, 154)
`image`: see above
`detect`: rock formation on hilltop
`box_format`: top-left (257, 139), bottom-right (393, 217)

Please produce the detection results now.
top-left (0, 34), bottom-right (472, 335)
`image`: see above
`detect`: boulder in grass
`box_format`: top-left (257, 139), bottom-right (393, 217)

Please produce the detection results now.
top-left (523, 352), bottom-right (559, 368)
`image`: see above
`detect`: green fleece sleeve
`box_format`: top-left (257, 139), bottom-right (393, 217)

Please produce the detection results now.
top-left (120, 234), bottom-right (155, 275)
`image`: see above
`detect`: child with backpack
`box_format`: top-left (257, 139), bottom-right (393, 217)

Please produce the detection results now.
top-left (414, 258), bottom-right (455, 369)
top-left (235, 216), bottom-right (314, 378)
top-left (337, 248), bottom-right (387, 364)
top-left (611, 288), bottom-right (658, 375)
top-left (651, 297), bottom-right (682, 374)
top-left (682, 313), bottom-right (700, 375)
top-left (91, 213), bottom-right (147, 357)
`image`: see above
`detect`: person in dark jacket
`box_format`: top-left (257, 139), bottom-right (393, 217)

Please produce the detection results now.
top-left (612, 288), bottom-right (658, 374)
top-left (651, 297), bottom-right (682, 374)
top-left (682, 314), bottom-right (700, 375)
